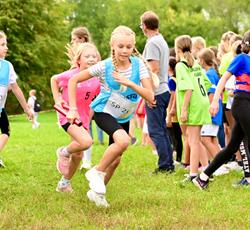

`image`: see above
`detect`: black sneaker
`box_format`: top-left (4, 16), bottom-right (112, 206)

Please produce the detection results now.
top-left (192, 175), bottom-right (209, 190)
top-left (152, 167), bottom-right (174, 175)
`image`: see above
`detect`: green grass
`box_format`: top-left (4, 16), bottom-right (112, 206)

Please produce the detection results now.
top-left (0, 112), bottom-right (250, 229)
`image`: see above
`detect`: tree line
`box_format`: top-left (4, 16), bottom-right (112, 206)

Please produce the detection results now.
top-left (0, 0), bottom-right (249, 114)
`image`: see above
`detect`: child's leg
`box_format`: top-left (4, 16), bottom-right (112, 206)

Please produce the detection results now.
top-left (104, 155), bottom-right (122, 185)
top-left (187, 126), bottom-right (208, 175)
top-left (180, 125), bottom-right (190, 166)
top-left (96, 129), bottom-right (130, 172)
top-left (65, 152), bottom-right (83, 179)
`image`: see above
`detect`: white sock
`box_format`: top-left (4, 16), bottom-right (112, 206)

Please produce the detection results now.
top-left (83, 146), bottom-right (92, 162)
top-left (190, 173), bottom-right (198, 177)
top-left (200, 172), bottom-right (209, 181)
top-left (59, 177), bottom-right (70, 187)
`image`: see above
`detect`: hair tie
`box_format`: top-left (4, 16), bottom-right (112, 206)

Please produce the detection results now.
top-left (182, 47), bottom-right (190, 52)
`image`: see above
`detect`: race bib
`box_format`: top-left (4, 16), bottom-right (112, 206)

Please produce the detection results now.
top-left (0, 86), bottom-right (8, 110)
top-left (103, 92), bottom-right (137, 119)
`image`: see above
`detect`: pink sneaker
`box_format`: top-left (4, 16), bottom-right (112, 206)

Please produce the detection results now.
top-left (56, 183), bottom-right (73, 193)
top-left (56, 147), bottom-right (70, 176)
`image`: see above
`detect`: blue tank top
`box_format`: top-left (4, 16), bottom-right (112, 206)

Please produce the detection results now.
top-left (0, 59), bottom-right (10, 111)
top-left (91, 56), bottom-right (140, 123)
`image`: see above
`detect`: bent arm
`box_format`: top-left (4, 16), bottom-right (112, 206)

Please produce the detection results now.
top-left (68, 69), bottom-right (93, 109)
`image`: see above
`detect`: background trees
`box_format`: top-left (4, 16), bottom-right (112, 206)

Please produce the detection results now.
top-left (1, 0), bottom-right (249, 114)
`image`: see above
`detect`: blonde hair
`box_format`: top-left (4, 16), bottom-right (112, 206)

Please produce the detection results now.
top-left (29, 89), bottom-right (36, 96)
top-left (192, 36), bottom-right (206, 50)
top-left (110, 26), bottom-right (158, 89)
top-left (175, 35), bottom-right (195, 67)
top-left (0, 31), bottom-right (6, 39)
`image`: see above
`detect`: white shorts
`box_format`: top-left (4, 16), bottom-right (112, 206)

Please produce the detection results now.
top-left (142, 116), bottom-right (148, 134)
top-left (200, 124), bottom-right (219, 137)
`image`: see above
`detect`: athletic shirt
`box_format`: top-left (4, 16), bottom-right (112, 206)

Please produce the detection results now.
top-left (206, 68), bottom-right (223, 125)
top-left (0, 59), bottom-right (17, 111)
top-left (227, 53), bottom-right (250, 93)
top-left (175, 60), bottom-right (211, 125)
top-left (55, 67), bottom-right (100, 129)
top-left (88, 56), bottom-right (149, 123)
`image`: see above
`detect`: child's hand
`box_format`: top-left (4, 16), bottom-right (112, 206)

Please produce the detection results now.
top-left (55, 99), bottom-right (67, 106)
top-left (209, 100), bottom-right (219, 117)
top-left (66, 109), bottom-right (79, 124)
top-left (180, 109), bottom-right (188, 123)
top-left (166, 117), bottom-right (172, 128)
top-left (25, 108), bottom-right (34, 120)
top-left (112, 71), bottom-right (130, 87)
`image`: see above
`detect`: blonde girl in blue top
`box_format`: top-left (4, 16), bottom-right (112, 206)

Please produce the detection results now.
top-left (67, 26), bottom-right (155, 207)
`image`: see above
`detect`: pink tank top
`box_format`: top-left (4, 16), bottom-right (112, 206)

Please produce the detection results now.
top-left (56, 67), bottom-right (100, 129)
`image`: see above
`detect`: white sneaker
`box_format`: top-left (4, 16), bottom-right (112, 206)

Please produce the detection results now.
top-left (80, 160), bottom-right (92, 170)
top-left (87, 189), bottom-right (109, 207)
top-left (0, 159), bottom-right (5, 168)
top-left (85, 167), bottom-right (106, 194)
top-left (213, 165), bottom-right (230, 176)
top-left (225, 161), bottom-right (242, 171)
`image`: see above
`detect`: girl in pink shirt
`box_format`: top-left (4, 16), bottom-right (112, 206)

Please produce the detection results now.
top-left (51, 43), bottom-right (100, 192)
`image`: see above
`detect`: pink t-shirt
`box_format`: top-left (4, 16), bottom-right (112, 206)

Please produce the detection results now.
top-left (55, 67), bottom-right (100, 129)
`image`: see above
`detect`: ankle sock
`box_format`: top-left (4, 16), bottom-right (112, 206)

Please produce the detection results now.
top-left (59, 177), bottom-right (70, 187)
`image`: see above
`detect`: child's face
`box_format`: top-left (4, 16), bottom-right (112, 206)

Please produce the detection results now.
top-left (112, 34), bottom-right (134, 63)
top-left (79, 48), bottom-right (98, 70)
top-left (0, 37), bottom-right (8, 58)
top-left (71, 34), bottom-right (85, 44)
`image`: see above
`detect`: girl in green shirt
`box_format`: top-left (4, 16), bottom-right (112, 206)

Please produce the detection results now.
top-left (175, 35), bottom-right (211, 182)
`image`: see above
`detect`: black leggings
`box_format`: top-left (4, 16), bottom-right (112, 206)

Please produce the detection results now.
top-left (94, 112), bottom-right (130, 145)
top-left (167, 122), bottom-right (183, 162)
top-left (0, 109), bottom-right (10, 136)
top-left (205, 92), bottom-right (250, 177)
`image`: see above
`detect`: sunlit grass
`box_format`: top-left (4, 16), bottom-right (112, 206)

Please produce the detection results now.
top-left (0, 112), bottom-right (249, 229)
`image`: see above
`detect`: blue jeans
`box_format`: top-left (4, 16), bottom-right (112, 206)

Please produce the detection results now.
top-left (146, 91), bottom-right (174, 169)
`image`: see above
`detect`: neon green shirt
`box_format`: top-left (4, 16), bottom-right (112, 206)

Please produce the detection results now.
top-left (176, 60), bottom-right (211, 125)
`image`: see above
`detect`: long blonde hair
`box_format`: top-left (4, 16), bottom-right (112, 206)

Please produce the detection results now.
top-left (110, 26), bottom-right (159, 89)
top-left (175, 35), bottom-right (195, 67)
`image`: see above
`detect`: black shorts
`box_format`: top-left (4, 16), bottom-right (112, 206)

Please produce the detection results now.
top-left (0, 109), bottom-right (10, 136)
top-left (94, 112), bottom-right (130, 145)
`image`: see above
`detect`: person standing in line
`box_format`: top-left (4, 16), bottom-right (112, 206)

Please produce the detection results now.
top-left (27, 89), bottom-right (40, 129)
top-left (0, 31), bottom-right (33, 167)
top-left (175, 35), bottom-right (211, 183)
top-left (67, 26), bottom-right (155, 207)
top-left (193, 30), bottom-right (250, 189)
top-left (140, 11), bottom-right (174, 173)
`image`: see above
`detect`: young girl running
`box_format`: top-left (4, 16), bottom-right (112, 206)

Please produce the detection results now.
top-left (67, 25), bottom-right (155, 207)
top-left (0, 31), bottom-right (33, 167)
top-left (193, 30), bottom-right (250, 189)
top-left (175, 35), bottom-right (211, 183)
top-left (51, 43), bottom-right (100, 193)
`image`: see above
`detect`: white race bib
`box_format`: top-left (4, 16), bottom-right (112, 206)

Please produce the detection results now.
top-left (0, 86), bottom-right (8, 110)
top-left (103, 92), bottom-right (137, 119)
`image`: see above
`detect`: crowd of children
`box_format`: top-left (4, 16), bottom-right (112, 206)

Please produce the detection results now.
top-left (1, 10), bottom-right (250, 208)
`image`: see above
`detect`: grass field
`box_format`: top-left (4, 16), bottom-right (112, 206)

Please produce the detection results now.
top-left (0, 111), bottom-right (250, 230)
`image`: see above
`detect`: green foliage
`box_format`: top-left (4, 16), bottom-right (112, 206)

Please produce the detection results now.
top-left (0, 0), bottom-right (72, 113)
